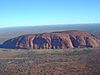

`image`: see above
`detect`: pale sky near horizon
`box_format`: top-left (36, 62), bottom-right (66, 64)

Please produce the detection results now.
top-left (0, 0), bottom-right (100, 28)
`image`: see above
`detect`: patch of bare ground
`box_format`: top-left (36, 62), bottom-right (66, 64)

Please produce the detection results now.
top-left (0, 48), bottom-right (100, 75)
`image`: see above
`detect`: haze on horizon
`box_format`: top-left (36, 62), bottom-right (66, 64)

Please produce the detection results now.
top-left (0, 0), bottom-right (100, 28)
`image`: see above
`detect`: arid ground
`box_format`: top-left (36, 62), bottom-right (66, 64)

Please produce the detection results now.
top-left (0, 48), bottom-right (100, 75)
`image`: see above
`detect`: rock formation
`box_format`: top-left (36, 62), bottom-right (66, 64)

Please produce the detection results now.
top-left (0, 30), bottom-right (100, 49)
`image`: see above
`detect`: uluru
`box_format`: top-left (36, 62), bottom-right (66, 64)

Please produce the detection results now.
top-left (0, 30), bottom-right (100, 49)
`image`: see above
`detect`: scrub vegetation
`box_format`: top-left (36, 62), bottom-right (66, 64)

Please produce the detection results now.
top-left (0, 48), bottom-right (100, 75)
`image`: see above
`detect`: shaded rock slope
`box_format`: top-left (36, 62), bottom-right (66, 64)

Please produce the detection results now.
top-left (0, 30), bottom-right (100, 49)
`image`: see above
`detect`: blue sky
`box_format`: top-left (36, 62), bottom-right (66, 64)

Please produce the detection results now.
top-left (0, 0), bottom-right (100, 27)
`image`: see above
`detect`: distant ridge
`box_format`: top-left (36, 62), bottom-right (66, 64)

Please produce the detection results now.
top-left (0, 30), bottom-right (100, 49)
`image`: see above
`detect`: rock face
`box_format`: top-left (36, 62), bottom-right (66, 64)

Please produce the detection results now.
top-left (0, 30), bottom-right (100, 49)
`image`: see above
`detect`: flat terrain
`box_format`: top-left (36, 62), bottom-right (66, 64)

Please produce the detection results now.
top-left (0, 24), bottom-right (100, 44)
top-left (0, 48), bottom-right (100, 75)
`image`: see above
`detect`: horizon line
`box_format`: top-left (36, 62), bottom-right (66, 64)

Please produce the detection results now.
top-left (0, 23), bottom-right (100, 28)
